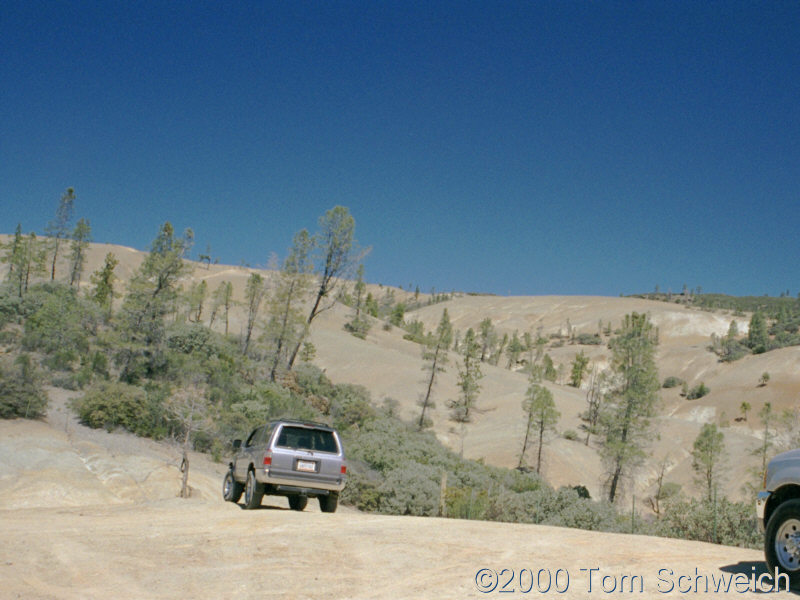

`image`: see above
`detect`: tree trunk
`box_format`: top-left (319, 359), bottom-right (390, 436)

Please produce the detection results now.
top-left (518, 416), bottom-right (532, 470)
top-left (536, 419), bottom-right (545, 474)
top-left (180, 430), bottom-right (190, 498)
top-left (418, 344), bottom-right (441, 429)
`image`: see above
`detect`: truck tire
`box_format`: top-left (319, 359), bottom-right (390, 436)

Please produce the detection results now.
top-left (288, 495), bottom-right (308, 511)
top-left (243, 469), bottom-right (264, 510)
top-left (765, 499), bottom-right (800, 589)
top-left (222, 468), bottom-right (243, 503)
top-left (319, 493), bottom-right (338, 513)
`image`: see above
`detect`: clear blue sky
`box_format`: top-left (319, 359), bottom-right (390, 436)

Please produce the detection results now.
top-left (2, 1), bottom-right (798, 297)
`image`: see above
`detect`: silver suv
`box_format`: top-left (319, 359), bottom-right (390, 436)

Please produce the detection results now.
top-left (223, 420), bottom-right (347, 512)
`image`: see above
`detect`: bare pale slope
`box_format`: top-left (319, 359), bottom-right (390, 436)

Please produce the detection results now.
top-left (0, 414), bottom-right (789, 600)
top-left (309, 298), bottom-right (800, 501)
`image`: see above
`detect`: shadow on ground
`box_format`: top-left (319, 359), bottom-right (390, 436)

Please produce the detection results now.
top-left (719, 561), bottom-right (797, 595)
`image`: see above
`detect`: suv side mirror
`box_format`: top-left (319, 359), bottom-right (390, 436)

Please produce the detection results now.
top-left (232, 439), bottom-right (242, 450)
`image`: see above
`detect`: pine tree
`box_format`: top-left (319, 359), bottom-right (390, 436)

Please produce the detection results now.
top-left (570, 350), bottom-right (590, 387)
top-left (116, 223), bottom-right (193, 381)
top-left (185, 280), bottom-right (207, 322)
top-left (580, 368), bottom-right (606, 445)
top-left (449, 328), bottom-right (483, 455)
top-left (18, 232), bottom-right (47, 296)
top-left (519, 380), bottom-right (559, 473)
top-left (345, 264), bottom-right (371, 339)
top-left (89, 252), bottom-right (119, 319)
top-left (208, 281), bottom-right (233, 334)
top-left (755, 402), bottom-right (775, 482)
top-left (747, 312), bottom-right (769, 353)
top-left (478, 318), bottom-right (495, 362)
top-left (45, 187), bottom-right (75, 280)
top-left (2, 224), bottom-right (25, 296)
top-left (68, 218), bottom-right (91, 286)
top-left (506, 330), bottom-right (524, 369)
top-left (418, 308), bottom-right (453, 429)
top-left (691, 423), bottom-right (725, 501)
top-left (242, 272), bottom-right (265, 355)
top-left (601, 312), bottom-right (661, 503)
top-left (268, 229), bottom-right (313, 381)
top-left (286, 206), bottom-right (360, 371)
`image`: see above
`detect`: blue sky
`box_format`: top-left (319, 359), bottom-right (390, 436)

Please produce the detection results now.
top-left (2, 1), bottom-right (798, 297)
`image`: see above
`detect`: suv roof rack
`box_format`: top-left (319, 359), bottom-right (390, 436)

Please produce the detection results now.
top-left (270, 418), bottom-right (334, 431)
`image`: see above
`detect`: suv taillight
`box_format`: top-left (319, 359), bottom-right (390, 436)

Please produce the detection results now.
top-left (263, 453), bottom-right (272, 466)
top-left (341, 465), bottom-right (347, 474)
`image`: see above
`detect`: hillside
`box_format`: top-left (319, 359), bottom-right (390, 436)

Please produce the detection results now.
top-left (0, 406), bottom-right (790, 600)
top-left (3, 236), bottom-right (799, 504)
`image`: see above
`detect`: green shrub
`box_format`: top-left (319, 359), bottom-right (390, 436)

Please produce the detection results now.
top-left (72, 381), bottom-right (165, 435)
top-left (340, 467), bottom-right (384, 512)
top-left (687, 382), bottom-right (710, 400)
top-left (575, 333), bottom-right (602, 345)
top-left (447, 486), bottom-right (490, 520)
top-left (22, 284), bottom-right (93, 357)
top-left (662, 376), bottom-right (684, 389)
top-left (401, 319), bottom-right (425, 344)
top-left (657, 497), bottom-right (760, 548)
top-left (345, 317), bottom-right (372, 340)
top-left (378, 462), bottom-right (441, 516)
top-left (0, 289), bottom-right (23, 328)
top-left (0, 358), bottom-right (47, 419)
top-left (330, 383), bottom-right (375, 430)
top-left (218, 381), bottom-right (320, 441)
top-left (292, 363), bottom-right (336, 398)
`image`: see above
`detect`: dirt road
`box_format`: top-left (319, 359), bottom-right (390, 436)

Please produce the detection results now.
top-left (1, 498), bottom-right (791, 600)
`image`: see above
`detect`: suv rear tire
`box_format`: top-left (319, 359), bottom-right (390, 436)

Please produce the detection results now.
top-left (288, 495), bottom-right (308, 511)
top-left (319, 493), bottom-right (338, 513)
top-left (243, 469), bottom-right (264, 510)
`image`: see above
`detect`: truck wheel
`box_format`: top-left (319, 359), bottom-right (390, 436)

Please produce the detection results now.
top-left (319, 493), bottom-right (338, 513)
top-left (765, 499), bottom-right (800, 589)
top-left (288, 495), bottom-right (308, 511)
top-left (243, 469), bottom-right (264, 510)
top-left (222, 468), bottom-right (243, 503)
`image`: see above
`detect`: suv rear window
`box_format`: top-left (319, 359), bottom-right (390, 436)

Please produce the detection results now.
top-left (276, 426), bottom-right (338, 453)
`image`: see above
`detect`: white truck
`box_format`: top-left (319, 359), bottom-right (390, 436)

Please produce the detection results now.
top-left (757, 448), bottom-right (800, 587)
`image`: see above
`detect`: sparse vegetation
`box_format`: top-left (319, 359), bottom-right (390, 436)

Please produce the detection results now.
top-left (686, 382), bottom-right (710, 400)
top-left (0, 209), bottom-right (789, 546)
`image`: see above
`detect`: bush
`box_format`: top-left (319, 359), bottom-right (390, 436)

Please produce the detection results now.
top-left (0, 289), bottom-right (23, 328)
top-left (340, 467), bottom-right (383, 511)
top-left (687, 382), bottom-right (710, 400)
top-left (72, 381), bottom-right (166, 436)
top-left (575, 333), bottom-right (602, 345)
top-left (662, 376), bottom-right (684, 389)
top-left (378, 462), bottom-right (442, 516)
top-left (0, 358), bottom-right (47, 419)
top-left (330, 383), bottom-right (375, 430)
top-left (22, 284), bottom-right (93, 358)
top-left (657, 497), bottom-right (760, 548)
top-left (292, 363), bottom-right (335, 398)
top-left (563, 429), bottom-right (579, 441)
top-left (219, 381), bottom-right (320, 440)
top-left (344, 317), bottom-right (371, 340)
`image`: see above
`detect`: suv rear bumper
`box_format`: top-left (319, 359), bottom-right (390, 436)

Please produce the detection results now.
top-left (257, 469), bottom-right (346, 493)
